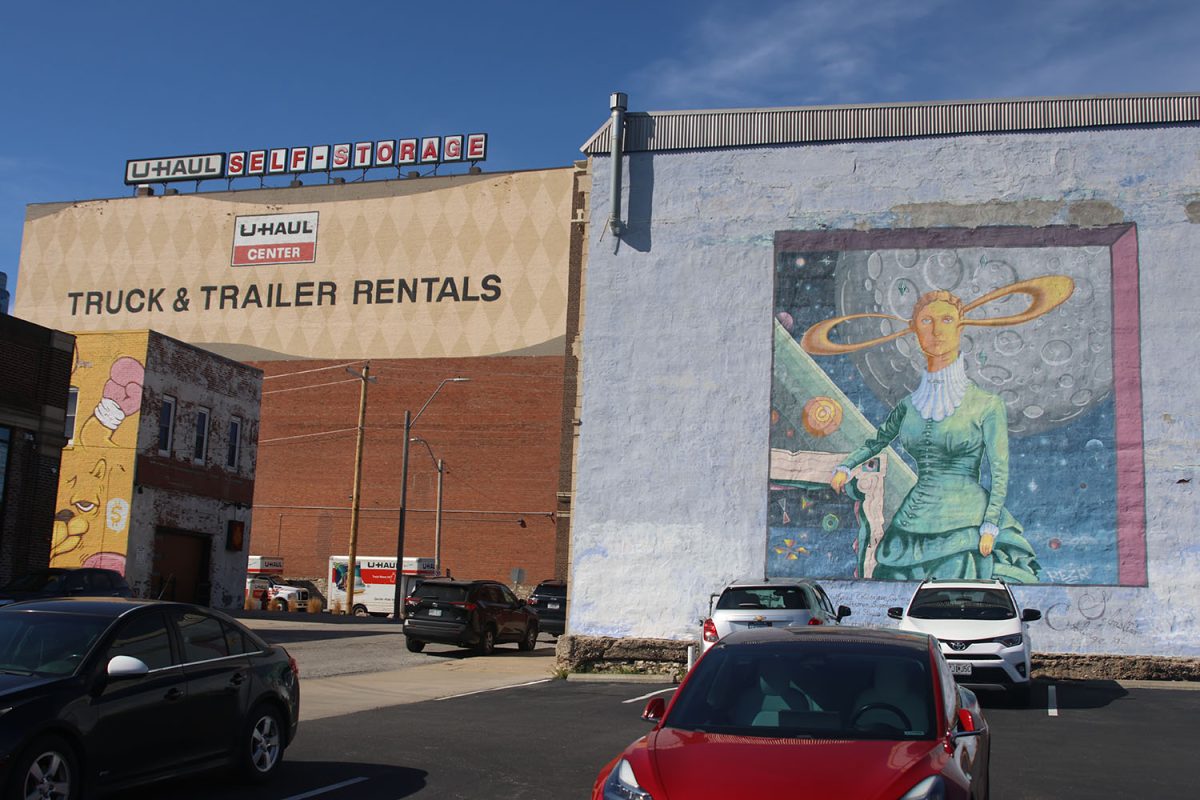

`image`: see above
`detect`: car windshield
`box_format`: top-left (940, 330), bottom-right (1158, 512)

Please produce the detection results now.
top-left (415, 584), bottom-right (469, 602)
top-left (1, 571), bottom-right (66, 593)
top-left (0, 613), bottom-right (111, 676)
top-left (533, 583), bottom-right (566, 599)
top-left (716, 586), bottom-right (810, 611)
top-left (664, 640), bottom-right (936, 741)
top-left (908, 588), bottom-right (1016, 620)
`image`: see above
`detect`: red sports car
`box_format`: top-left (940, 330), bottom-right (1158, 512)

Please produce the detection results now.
top-left (592, 626), bottom-right (989, 800)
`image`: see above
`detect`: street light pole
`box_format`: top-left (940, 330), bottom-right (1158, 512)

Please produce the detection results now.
top-left (392, 377), bottom-right (469, 621)
top-left (410, 436), bottom-right (446, 578)
top-left (434, 457), bottom-right (444, 577)
top-left (392, 409), bottom-right (411, 621)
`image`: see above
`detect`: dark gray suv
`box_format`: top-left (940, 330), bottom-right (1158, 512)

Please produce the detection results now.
top-left (403, 579), bottom-right (539, 655)
top-left (526, 580), bottom-right (567, 637)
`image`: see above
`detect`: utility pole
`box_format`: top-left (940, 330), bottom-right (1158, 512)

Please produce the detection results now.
top-left (345, 363), bottom-right (375, 615)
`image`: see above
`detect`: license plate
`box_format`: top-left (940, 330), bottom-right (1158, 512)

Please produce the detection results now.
top-left (747, 620), bottom-right (772, 628)
top-left (547, 602), bottom-right (561, 610)
top-left (428, 608), bottom-right (443, 617)
top-left (949, 662), bottom-right (972, 676)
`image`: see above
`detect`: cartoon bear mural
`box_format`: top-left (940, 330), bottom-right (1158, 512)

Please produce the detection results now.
top-left (52, 333), bottom-right (149, 575)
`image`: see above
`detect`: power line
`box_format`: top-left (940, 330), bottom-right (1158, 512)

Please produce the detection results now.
top-left (262, 378), bottom-right (360, 396)
top-left (262, 360), bottom-right (367, 380)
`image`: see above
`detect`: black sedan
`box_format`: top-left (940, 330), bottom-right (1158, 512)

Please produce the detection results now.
top-left (0, 597), bottom-right (299, 799)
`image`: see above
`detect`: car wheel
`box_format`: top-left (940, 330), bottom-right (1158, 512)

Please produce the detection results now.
top-left (8, 735), bottom-right (79, 800)
top-left (405, 637), bottom-right (425, 653)
top-left (474, 626), bottom-right (496, 656)
top-left (240, 703), bottom-right (285, 783)
top-left (352, 604), bottom-right (368, 617)
top-left (1010, 682), bottom-right (1032, 708)
top-left (518, 622), bottom-right (539, 651)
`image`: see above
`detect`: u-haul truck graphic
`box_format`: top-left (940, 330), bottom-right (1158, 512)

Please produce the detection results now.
top-left (232, 211), bottom-right (318, 266)
top-left (327, 556), bottom-right (435, 617)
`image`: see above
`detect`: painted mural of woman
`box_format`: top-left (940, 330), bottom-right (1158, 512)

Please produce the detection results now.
top-left (801, 276), bottom-right (1074, 582)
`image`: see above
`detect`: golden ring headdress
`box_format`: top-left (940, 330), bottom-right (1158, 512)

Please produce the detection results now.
top-left (800, 275), bottom-right (1075, 355)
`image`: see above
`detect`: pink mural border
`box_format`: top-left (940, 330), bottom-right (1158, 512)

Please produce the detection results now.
top-left (774, 225), bottom-right (1147, 586)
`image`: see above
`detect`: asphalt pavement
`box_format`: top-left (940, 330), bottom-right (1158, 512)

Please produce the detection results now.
top-left (201, 611), bottom-right (1200, 799)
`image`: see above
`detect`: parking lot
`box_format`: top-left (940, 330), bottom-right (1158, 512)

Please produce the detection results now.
top-left (124, 615), bottom-right (1198, 800)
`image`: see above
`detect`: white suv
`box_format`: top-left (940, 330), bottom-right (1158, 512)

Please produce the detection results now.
top-left (889, 578), bottom-right (1040, 705)
top-left (701, 578), bottom-right (850, 653)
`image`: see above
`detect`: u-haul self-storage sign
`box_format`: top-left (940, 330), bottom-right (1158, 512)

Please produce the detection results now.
top-left (232, 212), bottom-right (318, 267)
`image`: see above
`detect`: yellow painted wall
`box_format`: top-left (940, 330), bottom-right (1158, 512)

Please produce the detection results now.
top-left (52, 331), bottom-right (149, 574)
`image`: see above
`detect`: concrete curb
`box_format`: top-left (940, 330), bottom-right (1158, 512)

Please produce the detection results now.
top-left (1116, 679), bottom-right (1200, 691)
top-left (565, 673), bottom-right (678, 684)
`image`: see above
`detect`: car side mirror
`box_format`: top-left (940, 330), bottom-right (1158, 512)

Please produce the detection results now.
top-left (836, 605), bottom-right (852, 620)
top-left (887, 607), bottom-right (903, 620)
top-left (1021, 608), bottom-right (1042, 622)
top-left (107, 655), bottom-right (149, 679)
top-left (642, 697), bottom-right (665, 723)
top-left (953, 707), bottom-right (983, 739)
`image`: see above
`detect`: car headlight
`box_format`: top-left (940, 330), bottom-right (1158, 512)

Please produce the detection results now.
top-left (900, 775), bottom-right (946, 800)
top-left (603, 758), bottom-right (654, 800)
top-left (996, 633), bottom-right (1024, 648)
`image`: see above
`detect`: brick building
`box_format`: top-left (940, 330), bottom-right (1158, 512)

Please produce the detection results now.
top-left (0, 313), bottom-right (73, 584)
top-left (16, 165), bottom-right (585, 594)
top-left (54, 330), bottom-right (261, 608)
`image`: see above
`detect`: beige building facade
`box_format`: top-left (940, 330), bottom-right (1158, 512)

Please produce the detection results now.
top-left (17, 169), bottom-right (574, 363)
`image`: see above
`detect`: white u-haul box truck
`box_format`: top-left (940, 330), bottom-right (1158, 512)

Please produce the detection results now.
top-left (327, 556), bottom-right (435, 617)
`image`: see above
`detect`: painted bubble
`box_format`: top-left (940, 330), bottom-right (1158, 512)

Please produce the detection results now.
top-left (1024, 405), bottom-right (1045, 419)
top-left (1049, 538), bottom-right (1062, 550)
top-left (995, 330), bottom-right (1024, 357)
top-left (1042, 339), bottom-right (1073, 365)
top-left (795, 257), bottom-right (807, 268)
top-left (922, 251), bottom-right (963, 290)
top-left (822, 514), bottom-right (840, 531)
top-left (867, 251), bottom-right (883, 279)
top-left (776, 311), bottom-right (794, 331)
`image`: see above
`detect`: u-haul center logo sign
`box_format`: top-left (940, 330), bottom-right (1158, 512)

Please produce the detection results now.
top-left (232, 212), bottom-right (318, 267)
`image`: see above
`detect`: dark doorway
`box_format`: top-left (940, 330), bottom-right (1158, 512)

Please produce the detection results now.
top-left (151, 528), bottom-right (212, 605)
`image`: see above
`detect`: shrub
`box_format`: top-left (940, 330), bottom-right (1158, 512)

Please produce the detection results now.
top-left (306, 597), bottom-right (323, 614)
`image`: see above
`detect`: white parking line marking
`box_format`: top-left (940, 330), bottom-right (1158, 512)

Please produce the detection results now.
top-left (281, 776), bottom-right (369, 800)
top-left (623, 687), bottom-right (676, 704)
top-left (1048, 684), bottom-right (1059, 717)
top-left (436, 678), bottom-right (552, 701)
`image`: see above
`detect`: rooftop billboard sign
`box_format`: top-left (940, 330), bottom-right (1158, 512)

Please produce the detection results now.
top-left (124, 133), bottom-right (488, 185)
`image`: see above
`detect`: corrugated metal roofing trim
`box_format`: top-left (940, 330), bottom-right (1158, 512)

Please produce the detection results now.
top-left (580, 94), bottom-right (1200, 155)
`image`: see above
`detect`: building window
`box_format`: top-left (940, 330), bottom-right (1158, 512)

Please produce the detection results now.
top-left (158, 396), bottom-right (176, 455)
top-left (226, 417), bottom-right (242, 470)
top-left (65, 387), bottom-right (79, 444)
top-left (193, 407), bottom-right (211, 464)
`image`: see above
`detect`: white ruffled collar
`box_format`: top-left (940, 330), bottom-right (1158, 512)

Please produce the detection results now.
top-left (910, 356), bottom-right (971, 421)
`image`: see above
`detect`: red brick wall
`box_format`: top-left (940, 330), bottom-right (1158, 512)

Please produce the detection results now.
top-left (249, 356), bottom-right (565, 586)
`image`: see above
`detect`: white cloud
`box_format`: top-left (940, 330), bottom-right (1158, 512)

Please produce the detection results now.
top-left (629, 0), bottom-right (1200, 111)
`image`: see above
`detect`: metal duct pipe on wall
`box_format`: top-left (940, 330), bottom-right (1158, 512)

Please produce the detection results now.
top-left (608, 92), bottom-right (627, 236)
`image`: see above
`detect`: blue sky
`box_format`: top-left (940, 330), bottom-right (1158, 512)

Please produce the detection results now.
top-left (3, 0), bottom-right (1198, 298)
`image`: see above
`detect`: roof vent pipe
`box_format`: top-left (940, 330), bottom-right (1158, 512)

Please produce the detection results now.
top-left (608, 92), bottom-right (627, 236)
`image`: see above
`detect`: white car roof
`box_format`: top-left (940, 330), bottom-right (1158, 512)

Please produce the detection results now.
top-left (915, 579), bottom-right (1008, 590)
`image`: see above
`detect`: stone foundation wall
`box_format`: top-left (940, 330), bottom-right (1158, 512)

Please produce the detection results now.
top-left (557, 635), bottom-right (1200, 683)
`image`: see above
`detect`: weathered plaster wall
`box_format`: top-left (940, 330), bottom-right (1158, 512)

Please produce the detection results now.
top-left (127, 333), bottom-right (261, 608)
top-left (571, 126), bottom-right (1200, 656)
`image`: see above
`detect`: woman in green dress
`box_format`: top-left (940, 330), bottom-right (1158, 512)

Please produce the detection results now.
top-left (802, 278), bottom-right (1074, 582)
